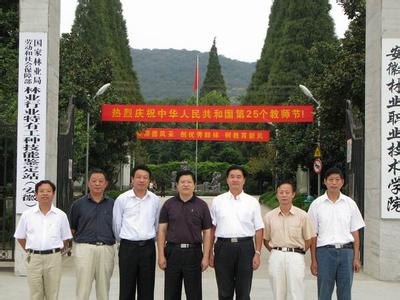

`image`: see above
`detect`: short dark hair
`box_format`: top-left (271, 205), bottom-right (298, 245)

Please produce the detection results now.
top-left (35, 180), bottom-right (56, 193)
top-left (89, 168), bottom-right (108, 181)
top-left (276, 180), bottom-right (296, 192)
top-left (324, 167), bottom-right (344, 180)
top-left (176, 169), bottom-right (196, 183)
top-left (131, 164), bottom-right (152, 178)
top-left (226, 165), bottom-right (248, 178)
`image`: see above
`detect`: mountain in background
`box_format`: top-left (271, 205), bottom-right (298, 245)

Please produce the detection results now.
top-left (130, 48), bottom-right (256, 101)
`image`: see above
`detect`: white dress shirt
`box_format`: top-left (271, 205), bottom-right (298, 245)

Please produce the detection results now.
top-left (14, 205), bottom-right (72, 250)
top-left (113, 189), bottom-right (160, 241)
top-left (308, 192), bottom-right (365, 247)
top-left (211, 191), bottom-right (264, 238)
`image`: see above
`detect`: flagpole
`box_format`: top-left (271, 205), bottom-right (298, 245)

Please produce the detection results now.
top-left (195, 55), bottom-right (199, 186)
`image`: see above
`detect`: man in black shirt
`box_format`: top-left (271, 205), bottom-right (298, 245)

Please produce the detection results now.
top-left (157, 170), bottom-right (212, 300)
top-left (69, 169), bottom-right (115, 300)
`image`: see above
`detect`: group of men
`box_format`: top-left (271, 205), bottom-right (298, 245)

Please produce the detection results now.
top-left (263, 167), bottom-right (365, 300)
top-left (14, 164), bottom-right (364, 300)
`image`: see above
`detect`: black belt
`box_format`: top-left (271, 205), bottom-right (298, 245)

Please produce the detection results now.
top-left (28, 248), bottom-right (61, 255)
top-left (121, 238), bottom-right (154, 247)
top-left (166, 242), bottom-right (201, 249)
top-left (319, 242), bottom-right (353, 249)
top-left (273, 247), bottom-right (305, 254)
top-left (217, 237), bottom-right (253, 243)
top-left (86, 241), bottom-right (115, 246)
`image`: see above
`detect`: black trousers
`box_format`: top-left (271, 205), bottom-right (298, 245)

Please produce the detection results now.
top-left (214, 239), bottom-right (254, 300)
top-left (164, 246), bottom-right (203, 300)
top-left (118, 240), bottom-right (156, 300)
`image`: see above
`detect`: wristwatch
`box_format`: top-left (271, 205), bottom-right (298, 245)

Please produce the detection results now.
top-left (255, 250), bottom-right (261, 255)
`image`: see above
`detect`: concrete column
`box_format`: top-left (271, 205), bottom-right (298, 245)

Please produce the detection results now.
top-left (15, 0), bottom-right (60, 275)
top-left (365, 0), bottom-right (400, 280)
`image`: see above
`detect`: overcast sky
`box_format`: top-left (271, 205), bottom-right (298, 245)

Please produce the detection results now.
top-left (60, 0), bottom-right (350, 63)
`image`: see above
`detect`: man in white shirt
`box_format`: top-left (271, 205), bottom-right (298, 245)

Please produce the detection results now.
top-left (14, 180), bottom-right (72, 300)
top-left (113, 164), bottom-right (161, 300)
top-left (308, 167), bottom-right (365, 300)
top-left (209, 165), bottom-right (264, 300)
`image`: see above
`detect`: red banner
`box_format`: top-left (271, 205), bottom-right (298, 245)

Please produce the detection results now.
top-left (102, 104), bottom-right (314, 123)
top-left (137, 128), bottom-right (270, 142)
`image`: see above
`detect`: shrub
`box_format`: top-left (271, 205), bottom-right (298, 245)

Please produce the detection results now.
top-left (106, 190), bottom-right (125, 199)
top-left (259, 191), bottom-right (312, 211)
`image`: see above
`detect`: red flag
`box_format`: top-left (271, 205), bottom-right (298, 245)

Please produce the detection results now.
top-left (192, 59), bottom-right (199, 92)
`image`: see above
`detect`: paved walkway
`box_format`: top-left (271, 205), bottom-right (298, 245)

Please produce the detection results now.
top-left (1, 196), bottom-right (399, 299)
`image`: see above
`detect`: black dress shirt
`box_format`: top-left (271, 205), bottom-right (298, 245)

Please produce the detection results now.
top-left (159, 194), bottom-right (212, 244)
top-left (69, 194), bottom-right (115, 245)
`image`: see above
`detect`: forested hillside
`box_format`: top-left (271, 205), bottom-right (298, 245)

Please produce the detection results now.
top-left (131, 48), bottom-right (255, 101)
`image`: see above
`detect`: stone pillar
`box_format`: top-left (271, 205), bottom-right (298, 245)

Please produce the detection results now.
top-left (15, 0), bottom-right (60, 275)
top-left (296, 165), bottom-right (308, 194)
top-left (365, 0), bottom-right (400, 280)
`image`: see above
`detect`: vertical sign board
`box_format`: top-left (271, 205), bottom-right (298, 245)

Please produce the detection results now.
top-left (16, 32), bottom-right (47, 213)
top-left (381, 38), bottom-right (400, 218)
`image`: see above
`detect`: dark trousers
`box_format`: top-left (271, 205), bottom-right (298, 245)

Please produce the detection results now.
top-left (164, 246), bottom-right (203, 300)
top-left (118, 240), bottom-right (156, 300)
top-left (214, 239), bottom-right (254, 300)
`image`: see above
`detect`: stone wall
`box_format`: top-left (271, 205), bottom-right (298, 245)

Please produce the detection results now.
top-left (365, 0), bottom-right (400, 280)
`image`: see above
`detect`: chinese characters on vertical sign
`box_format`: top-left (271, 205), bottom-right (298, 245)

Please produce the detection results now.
top-left (382, 39), bottom-right (400, 218)
top-left (16, 32), bottom-right (47, 213)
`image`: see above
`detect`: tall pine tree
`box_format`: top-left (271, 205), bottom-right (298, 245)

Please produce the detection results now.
top-left (0, 0), bottom-right (18, 123)
top-left (72, 0), bottom-right (142, 102)
top-left (271, 0), bottom-right (366, 184)
top-left (60, 0), bottom-right (143, 183)
top-left (200, 38), bottom-right (227, 98)
top-left (245, 0), bottom-right (285, 103)
top-left (242, 0), bottom-right (338, 185)
top-left (245, 0), bottom-right (336, 104)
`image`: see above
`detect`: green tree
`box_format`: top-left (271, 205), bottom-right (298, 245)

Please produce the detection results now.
top-left (72, 0), bottom-right (142, 102)
top-left (0, 2), bottom-right (18, 123)
top-left (332, 0), bottom-right (366, 112)
top-left (59, 33), bottom-right (135, 182)
top-left (242, 0), bottom-right (339, 185)
top-left (200, 38), bottom-right (227, 98)
top-left (245, 0), bottom-right (286, 104)
top-left (245, 0), bottom-right (336, 104)
top-left (274, 41), bottom-right (343, 182)
top-left (60, 0), bottom-right (143, 184)
top-left (274, 0), bottom-right (366, 187)
top-left (199, 90), bottom-right (230, 106)
top-left (246, 143), bottom-right (276, 193)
